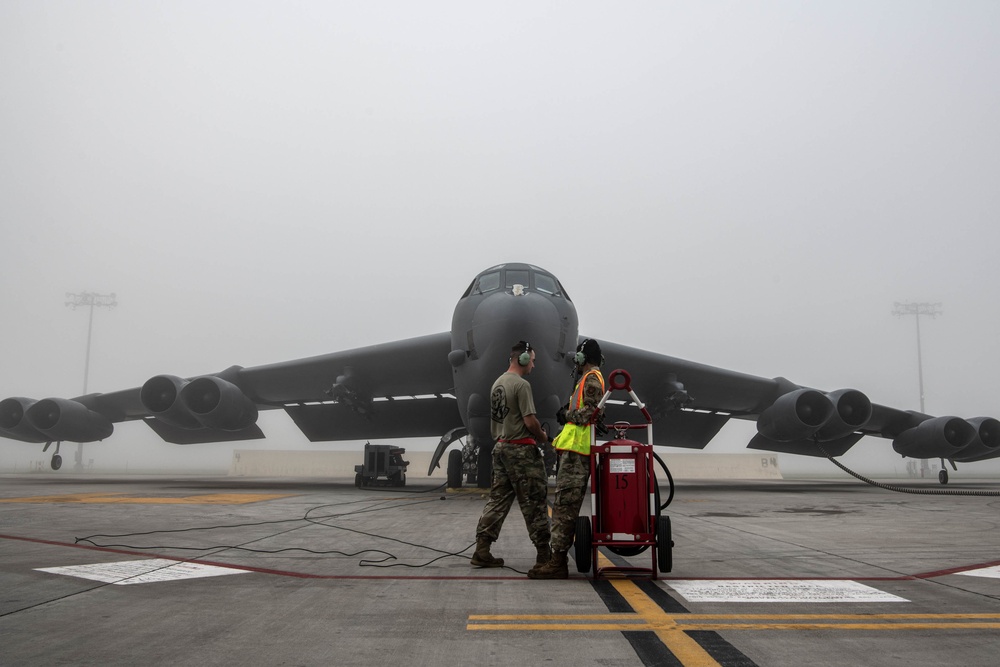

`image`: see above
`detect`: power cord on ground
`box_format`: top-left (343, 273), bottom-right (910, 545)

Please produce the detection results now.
top-left (814, 440), bottom-right (1000, 496)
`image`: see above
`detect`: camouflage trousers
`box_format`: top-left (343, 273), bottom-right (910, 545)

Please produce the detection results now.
top-left (550, 451), bottom-right (590, 553)
top-left (475, 442), bottom-right (550, 548)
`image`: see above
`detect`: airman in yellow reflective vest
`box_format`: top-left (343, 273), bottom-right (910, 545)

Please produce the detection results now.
top-left (529, 338), bottom-right (605, 579)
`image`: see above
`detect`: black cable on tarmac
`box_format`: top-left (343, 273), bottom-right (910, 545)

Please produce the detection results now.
top-left (815, 440), bottom-right (1000, 497)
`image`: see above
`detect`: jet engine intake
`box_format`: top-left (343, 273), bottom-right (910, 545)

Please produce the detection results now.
top-left (952, 417), bottom-right (1000, 462)
top-left (757, 388), bottom-right (834, 442)
top-left (814, 389), bottom-right (872, 441)
top-left (140, 375), bottom-right (202, 429)
top-left (24, 398), bottom-right (114, 442)
top-left (179, 376), bottom-right (258, 431)
top-left (892, 416), bottom-right (976, 459)
top-left (0, 397), bottom-right (47, 442)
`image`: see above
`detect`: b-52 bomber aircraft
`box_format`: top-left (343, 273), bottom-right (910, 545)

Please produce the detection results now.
top-left (2, 262), bottom-right (997, 485)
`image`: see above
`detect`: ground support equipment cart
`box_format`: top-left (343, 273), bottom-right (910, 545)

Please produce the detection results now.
top-left (355, 443), bottom-right (409, 487)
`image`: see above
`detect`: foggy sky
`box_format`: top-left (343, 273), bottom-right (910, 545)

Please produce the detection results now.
top-left (2, 1), bottom-right (999, 477)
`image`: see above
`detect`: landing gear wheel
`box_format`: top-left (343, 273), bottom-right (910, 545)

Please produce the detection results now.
top-left (574, 516), bottom-right (592, 573)
top-left (657, 515), bottom-right (673, 573)
top-left (51, 454), bottom-right (62, 471)
top-left (447, 450), bottom-right (463, 489)
top-left (939, 469), bottom-right (949, 485)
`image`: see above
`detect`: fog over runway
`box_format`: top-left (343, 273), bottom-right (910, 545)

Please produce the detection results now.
top-left (2, 2), bottom-right (1000, 479)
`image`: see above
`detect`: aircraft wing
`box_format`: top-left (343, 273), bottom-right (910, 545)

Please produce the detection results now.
top-left (594, 340), bottom-right (1000, 461)
top-left (0, 333), bottom-right (463, 445)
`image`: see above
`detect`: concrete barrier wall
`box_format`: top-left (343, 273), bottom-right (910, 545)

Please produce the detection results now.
top-left (229, 449), bottom-right (781, 480)
top-left (229, 450), bottom-right (446, 478)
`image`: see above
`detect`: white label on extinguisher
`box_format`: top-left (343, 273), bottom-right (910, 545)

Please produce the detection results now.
top-left (609, 458), bottom-right (635, 474)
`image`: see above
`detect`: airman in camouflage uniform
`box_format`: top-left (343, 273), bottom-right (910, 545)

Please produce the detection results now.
top-left (471, 341), bottom-right (553, 568)
top-left (529, 338), bottom-right (605, 579)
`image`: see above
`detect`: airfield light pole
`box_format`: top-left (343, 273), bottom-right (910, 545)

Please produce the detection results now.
top-left (892, 301), bottom-right (942, 477)
top-left (65, 291), bottom-right (118, 471)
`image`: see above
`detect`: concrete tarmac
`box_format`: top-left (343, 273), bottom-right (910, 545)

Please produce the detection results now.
top-left (1, 473), bottom-right (999, 666)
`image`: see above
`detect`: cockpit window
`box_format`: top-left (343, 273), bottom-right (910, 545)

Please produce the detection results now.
top-left (473, 271), bottom-right (501, 295)
top-left (462, 266), bottom-right (571, 301)
top-left (505, 269), bottom-right (529, 291)
top-left (534, 273), bottom-right (558, 295)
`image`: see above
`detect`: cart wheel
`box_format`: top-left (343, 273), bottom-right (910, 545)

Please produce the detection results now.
top-left (657, 515), bottom-right (672, 573)
top-left (447, 450), bottom-right (463, 489)
top-left (574, 516), bottom-right (592, 573)
top-left (355, 473), bottom-right (362, 488)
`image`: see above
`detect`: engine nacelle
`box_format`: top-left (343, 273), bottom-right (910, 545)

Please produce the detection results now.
top-left (757, 388), bottom-right (834, 442)
top-left (24, 398), bottom-right (114, 442)
top-left (179, 376), bottom-right (258, 431)
top-left (0, 397), bottom-right (48, 442)
top-left (140, 375), bottom-right (202, 429)
top-left (814, 389), bottom-right (872, 441)
top-left (892, 416), bottom-right (976, 459)
top-left (952, 417), bottom-right (1000, 462)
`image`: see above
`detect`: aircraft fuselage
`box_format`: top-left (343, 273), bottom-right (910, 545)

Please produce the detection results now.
top-left (448, 263), bottom-right (579, 480)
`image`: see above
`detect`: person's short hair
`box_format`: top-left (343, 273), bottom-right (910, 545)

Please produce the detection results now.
top-left (511, 340), bottom-right (531, 356)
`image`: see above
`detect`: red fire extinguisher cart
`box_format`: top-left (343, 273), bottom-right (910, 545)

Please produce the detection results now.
top-left (574, 369), bottom-right (673, 580)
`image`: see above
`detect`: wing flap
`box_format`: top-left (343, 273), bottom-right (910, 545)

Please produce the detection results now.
top-left (601, 405), bottom-right (729, 449)
top-left (747, 432), bottom-right (865, 458)
top-left (142, 418), bottom-right (266, 445)
top-left (284, 397), bottom-right (462, 442)
top-left (239, 333), bottom-right (454, 403)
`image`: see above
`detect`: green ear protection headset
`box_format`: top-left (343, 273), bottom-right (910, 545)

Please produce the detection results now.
top-left (574, 339), bottom-right (603, 367)
top-left (517, 341), bottom-right (532, 366)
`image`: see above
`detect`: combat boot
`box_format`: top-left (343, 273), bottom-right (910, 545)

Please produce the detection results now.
top-left (526, 544), bottom-right (552, 578)
top-left (528, 551), bottom-right (568, 579)
top-left (470, 538), bottom-right (504, 568)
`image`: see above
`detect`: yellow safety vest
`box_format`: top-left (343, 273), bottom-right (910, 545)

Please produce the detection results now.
top-left (553, 369), bottom-right (605, 456)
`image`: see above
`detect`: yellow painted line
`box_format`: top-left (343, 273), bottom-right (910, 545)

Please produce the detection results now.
top-left (470, 623), bottom-right (655, 631)
top-left (473, 511), bottom-right (999, 663)
top-left (470, 621), bottom-right (1000, 632)
top-left (0, 492), bottom-right (294, 504)
top-left (607, 564), bottom-right (722, 666)
top-left (468, 548), bottom-right (1000, 666)
top-left (682, 613), bottom-right (1000, 620)
top-left (470, 614), bottom-right (632, 621)
top-left (446, 488), bottom-right (490, 496)
top-left (469, 548), bottom-right (721, 667)
top-left (0, 493), bottom-right (120, 503)
top-left (471, 613), bottom-right (1000, 622)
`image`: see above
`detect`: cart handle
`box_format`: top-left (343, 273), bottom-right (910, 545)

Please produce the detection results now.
top-left (608, 369), bottom-right (632, 392)
top-left (600, 369), bottom-right (653, 424)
